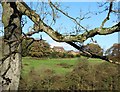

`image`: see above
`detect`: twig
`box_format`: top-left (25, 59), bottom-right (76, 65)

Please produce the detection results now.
top-left (48, 0), bottom-right (88, 32)
top-left (100, 2), bottom-right (113, 28)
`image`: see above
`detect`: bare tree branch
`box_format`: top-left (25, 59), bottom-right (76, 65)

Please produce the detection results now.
top-left (15, 2), bottom-right (120, 64)
top-left (112, 10), bottom-right (120, 13)
top-left (67, 42), bottom-right (120, 65)
top-left (48, 0), bottom-right (88, 32)
top-left (16, 2), bottom-right (120, 42)
top-left (100, 2), bottom-right (113, 28)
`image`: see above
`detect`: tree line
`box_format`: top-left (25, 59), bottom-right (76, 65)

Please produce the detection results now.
top-left (22, 39), bottom-right (120, 63)
top-left (22, 39), bottom-right (80, 58)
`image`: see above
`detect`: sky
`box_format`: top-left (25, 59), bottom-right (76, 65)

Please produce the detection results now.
top-left (0, 2), bottom-right (119, 51)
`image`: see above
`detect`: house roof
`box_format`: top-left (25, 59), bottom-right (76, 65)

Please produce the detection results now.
top-left (53, 46), bottom-right (65, 50)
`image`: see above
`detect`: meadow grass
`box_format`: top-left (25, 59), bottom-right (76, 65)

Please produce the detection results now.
top-left (22, 57), bottom-right (78, 76)
top-left (21, 57), bottom-right (104, 78)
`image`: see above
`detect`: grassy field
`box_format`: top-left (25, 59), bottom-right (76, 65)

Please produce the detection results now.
top-left (20, 57), bottom-right (117, 90)
top-left (21, 57), bottom-right (104, 77)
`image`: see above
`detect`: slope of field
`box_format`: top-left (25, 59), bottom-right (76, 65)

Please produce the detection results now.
top-left (20, 57), bottom-right (116, 90)
top-left (21, 57), bottom-right (104, 77)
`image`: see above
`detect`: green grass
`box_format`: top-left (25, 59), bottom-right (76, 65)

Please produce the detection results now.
top-left (22, 57), bottom-right (78, 76)
top-left (21, 57), bottom-right (104, 78)
top-left (88, 58), bottom-right (104, 65)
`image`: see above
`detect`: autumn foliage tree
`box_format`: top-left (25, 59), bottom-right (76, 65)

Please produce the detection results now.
top-left (105, 43), bottom-right (120, 62)
top-left (29, 40), bottom-right (51, 58)
top-left (83, 43), bottom-right (103, 56)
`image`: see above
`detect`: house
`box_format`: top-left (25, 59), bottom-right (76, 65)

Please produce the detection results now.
top-left (53, 46), bottom-right (65, 52)
top-left (67, 50), bottom-right (80, 55)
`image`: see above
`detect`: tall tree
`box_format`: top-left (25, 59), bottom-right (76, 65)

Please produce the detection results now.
top-left (0, 2), bottom-right (22, 90)
top-left (0, 0), bottom-right (120, 91)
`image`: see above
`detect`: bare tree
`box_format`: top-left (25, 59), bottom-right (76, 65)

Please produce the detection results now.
top-left (0, 0), bottom-right (120, 91)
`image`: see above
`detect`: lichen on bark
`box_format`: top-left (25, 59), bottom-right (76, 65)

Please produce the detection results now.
top-left (1, 2), bottom-right (22, 90)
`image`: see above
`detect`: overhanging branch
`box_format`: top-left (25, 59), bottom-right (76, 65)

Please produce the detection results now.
top-left (16, 2), bottom-right (120, 65)
top-left (16, 2), bottom-right (120, 43)
top-left (67, 42), bottom-right (120, 65)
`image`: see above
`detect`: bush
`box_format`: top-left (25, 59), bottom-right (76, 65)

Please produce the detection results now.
top-left (63, 61), bottom-right (119, 90)
top-left (67, 53), bottom-right (74, 58)
top-left (19, 67), bottom-right (63, 91)
top-left (19, 58), bottom-right (119, 90)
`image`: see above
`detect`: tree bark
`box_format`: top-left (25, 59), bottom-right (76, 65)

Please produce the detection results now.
top-left (0, 2), bottom-right (22, 91)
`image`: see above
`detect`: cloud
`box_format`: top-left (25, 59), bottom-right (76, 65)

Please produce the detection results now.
top-left (50, 41), bottom-right (78, 51)
top-left (41, 32), bottom-right (78, 51)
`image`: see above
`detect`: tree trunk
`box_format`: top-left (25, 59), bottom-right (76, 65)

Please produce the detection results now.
top-left (0, 2), bottom-right (22, 91)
